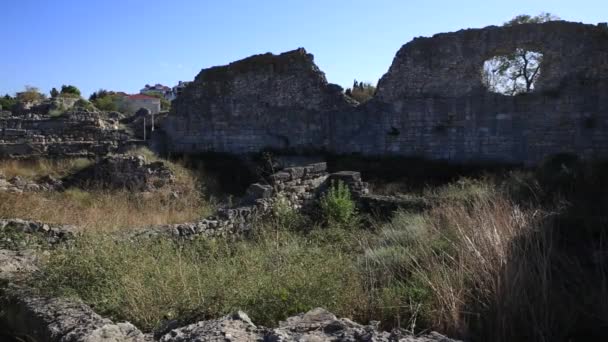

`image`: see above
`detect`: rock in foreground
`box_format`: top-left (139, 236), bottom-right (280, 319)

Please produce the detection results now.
top-left (160, 308), bottom-right (457, 342)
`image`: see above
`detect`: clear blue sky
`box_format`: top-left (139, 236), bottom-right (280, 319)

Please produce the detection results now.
top-left (1, 0), bottom-right (606, 97)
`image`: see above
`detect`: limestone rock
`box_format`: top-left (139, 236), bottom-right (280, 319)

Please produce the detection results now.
top-left (159, 308), bottom-right (459, 342)
top-left (0, 289), bottom-right (149, 342)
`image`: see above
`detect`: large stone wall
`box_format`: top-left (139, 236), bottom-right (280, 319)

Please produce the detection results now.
top-left (165, 48), bottom-right (356, 154)
top-left (165, 21), bottom-right (608, 165)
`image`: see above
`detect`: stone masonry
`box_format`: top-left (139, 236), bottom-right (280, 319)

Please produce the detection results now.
top-left (0, 111), bottom-right (133, 158)
top-left (164, 21), bottom-right (608, 165)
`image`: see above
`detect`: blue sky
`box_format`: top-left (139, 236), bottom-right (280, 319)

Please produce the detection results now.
top-left (1, 0), bottom-right (606, 97)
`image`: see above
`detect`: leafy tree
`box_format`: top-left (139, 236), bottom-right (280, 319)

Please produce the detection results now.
top-left (50, 88), bottom-right (59, 98)
top-left (17, 86), bottom-right (45, 103)
top-left (90, 89), bottom-right (121, 112)
top-left (345, 79), bottom-right (376, 103)
top-left (60, 85), bottom-right (81, 97)
top-left (482, 13), bottom-right (560, 95)
top-left (93, 95), bottom-right (118, 111)
top-left (504, 12), bottom-right (560, 26)
top-left (0, 94), bottom-right (17, 111)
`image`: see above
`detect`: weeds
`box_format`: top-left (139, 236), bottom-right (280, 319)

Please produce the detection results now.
top-left (35, 229), bottom-right (368, 331)
top-left (320, 181), bottom-right (357, 228)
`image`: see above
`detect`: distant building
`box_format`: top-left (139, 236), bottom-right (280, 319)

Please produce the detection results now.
top-left (169, 81), bottom-right (191, 101)
top-left (140, 84), bottom-right (172, 99)
top-left (124, 94), bottom-right (161, 114)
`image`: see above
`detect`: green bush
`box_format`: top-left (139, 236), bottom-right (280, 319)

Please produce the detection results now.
top-left (92, 95), bottom-right (118, 111)
top-left (74, 99), bottom-right (96, 111)
top-left (60, 85), bottom-right (81, 97)
top-left (0, 94), bottom-right (17, 111)
top-left (319, 181), bottom-right (357, 228)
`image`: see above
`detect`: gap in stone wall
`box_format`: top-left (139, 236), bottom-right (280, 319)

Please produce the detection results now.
top-left (482, 48), bottom-right (544, 96)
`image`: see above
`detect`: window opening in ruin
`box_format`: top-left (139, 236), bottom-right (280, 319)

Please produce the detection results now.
top-left (482, 49), bottom-right (543, 96)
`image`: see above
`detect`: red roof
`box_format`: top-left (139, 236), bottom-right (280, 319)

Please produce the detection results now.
top-left (128, 94), bottom-right (159, 100)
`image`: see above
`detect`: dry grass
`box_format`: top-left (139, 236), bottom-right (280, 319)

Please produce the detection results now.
top-left (0, 158), bottom-right (92, 180)
top-left (363, 180), bottom-right (608, 341)
top-left (0, 151), bottom-right (214, 231)
top-left (0, 189), bottom-right (211, 232)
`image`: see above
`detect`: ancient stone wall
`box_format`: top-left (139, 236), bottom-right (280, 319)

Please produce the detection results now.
top-left (165, 21), bottom-right (608, 165)
top-left (165, 48), bottom-right (356, 154)
top-left (0, 111), bottom-right (134, 158)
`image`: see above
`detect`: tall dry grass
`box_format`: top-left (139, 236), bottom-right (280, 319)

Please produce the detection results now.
top-left (0, 158), bottom-right (92, 179)
top-left (362, 180), bottom-right (602, 341)
top-left (0, 152), bottom-right (214, 231)
top-left (0, 189), bottom-right (211, 231)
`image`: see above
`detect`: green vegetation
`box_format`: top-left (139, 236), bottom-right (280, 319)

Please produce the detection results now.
top-left (17, 86), bottom-right (45, 103)
top-left (345, 80), bottom-right (376, 103)
top-left (504, 12), bottom-right (560, 26)
top-left (73, 99), bottom-right (96, 111)
top-left (0, 94), bottom-right (16, 111)
top-left (28, 175), bottom-right (565, 340)
top-left (35, 228), bottom-right (368, 331)
top-left (89, 89), bottom-right (126, 112)
top-left (3, 151), bottom-right (606, 341)
top-left (59, 84), bottom-right (81, 98)
top-left (319, 181), bottom-right (357, 228)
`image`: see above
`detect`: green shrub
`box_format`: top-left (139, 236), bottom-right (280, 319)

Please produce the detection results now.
top-left (268, 194), bottom-right (305, 231)
top-left (319, 181), bottom-right (357, 228)
top-left (60, 85), bottom-right (81, 97)
top-left (74, 99), bottom-right (96, 111)
top-left (0, 94), bottom-right (17, 111)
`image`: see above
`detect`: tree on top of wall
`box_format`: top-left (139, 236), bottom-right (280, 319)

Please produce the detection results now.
top-left (345, 79), bottom-right (376, 103)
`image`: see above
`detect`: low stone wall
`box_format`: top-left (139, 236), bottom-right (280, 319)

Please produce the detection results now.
top-left (0, 219), bottom-right (75, 247)
top-left (65, 155), bottom-right (175, 191)
top-left (0, 172), bottom-right (63, 193)
top-left (0, 111), bottom-right (134, 159)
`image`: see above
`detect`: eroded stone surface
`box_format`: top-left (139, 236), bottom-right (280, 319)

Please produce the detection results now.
top-left (159, 308), bottom-right (458, 342)
top-left (0, 288), bottom-right (149, 342)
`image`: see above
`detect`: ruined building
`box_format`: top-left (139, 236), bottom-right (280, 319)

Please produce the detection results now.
top-left (164, 21), bottom-right (608, 165)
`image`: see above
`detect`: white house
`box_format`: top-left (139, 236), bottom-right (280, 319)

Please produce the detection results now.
top-left (140, 84), bottom-right (172, 100)
top-left (124, 94), bottom-right (161, 114)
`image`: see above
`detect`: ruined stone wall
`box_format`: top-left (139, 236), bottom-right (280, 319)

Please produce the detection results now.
top-left (165, 21), bottom-right (608, 165)
top-left (0, 111), bottom-right (134, 158)
top-left (165, 48), bottom-right (355, 154)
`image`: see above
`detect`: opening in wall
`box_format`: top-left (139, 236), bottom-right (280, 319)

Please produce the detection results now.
top-left (482, 48), bottom-right (543, 96)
